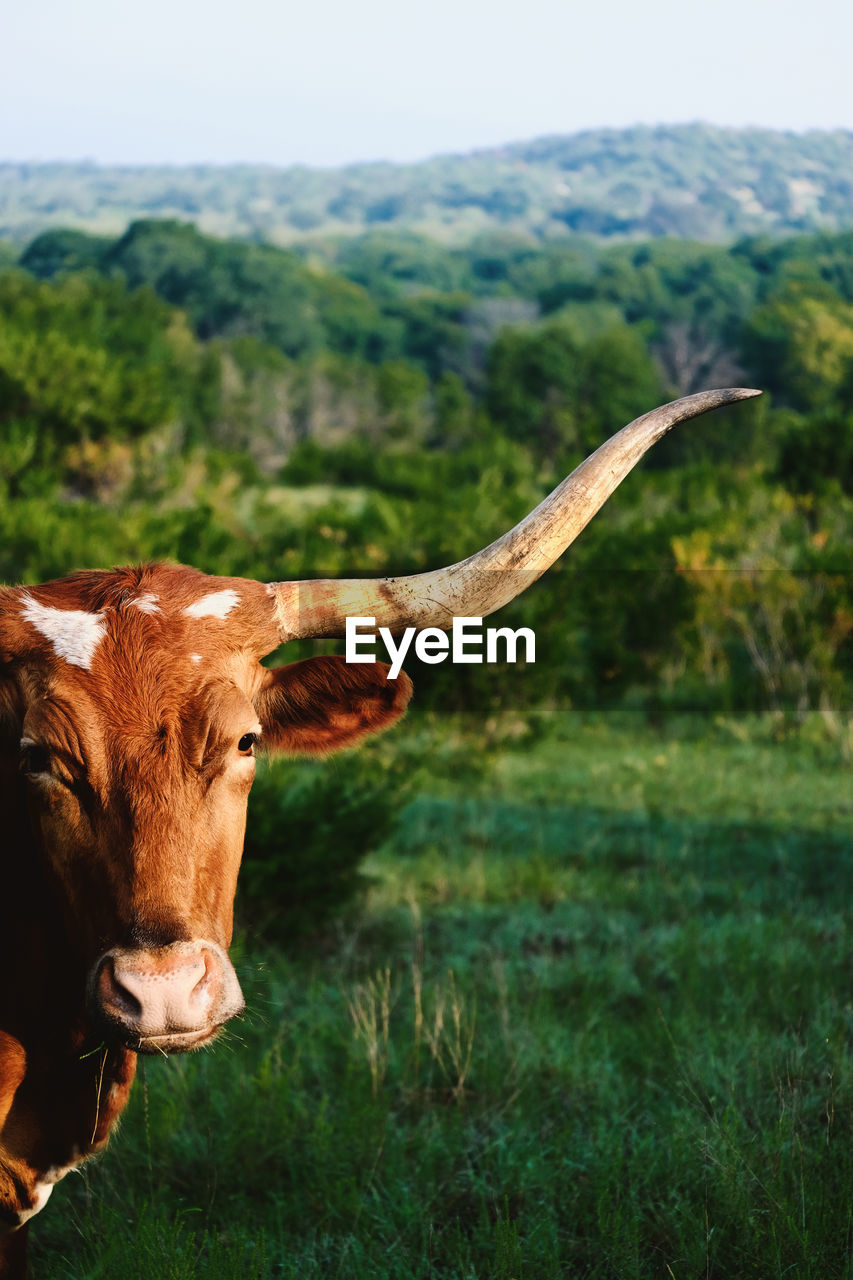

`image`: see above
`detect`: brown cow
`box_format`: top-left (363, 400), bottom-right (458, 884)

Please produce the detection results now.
top-left (0, 390), bottom-right (758, 1277)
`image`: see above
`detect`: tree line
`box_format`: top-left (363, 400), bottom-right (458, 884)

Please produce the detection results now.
top-left (3, 124), bottom-right (853, 245)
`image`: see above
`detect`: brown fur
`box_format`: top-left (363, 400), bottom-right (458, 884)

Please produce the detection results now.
top-left (0, 564), bottom-right (412, 1278)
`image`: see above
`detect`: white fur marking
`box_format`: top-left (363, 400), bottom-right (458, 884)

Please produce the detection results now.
top-left (0, 1160), bottom-right (80, 1234)
top-left (190, 653), bottom-right (202, 663)
top-left (183, 589), bottom-right (241, 620)
top-left (20, 596), bottom-right (107, 670)
top-left (131, 592), bottom-right (161, 615)
top-left (12, 1181), bottom-right (54, 1227)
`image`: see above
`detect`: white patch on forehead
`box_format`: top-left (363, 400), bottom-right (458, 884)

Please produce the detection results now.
top-left (190, 653), bottom-right (202, 663)
top-left (183, 589), bottom-right (241, 620)
top-left (20, 595), bottom-right (107, 670)
top-left (130, 592), bottom-right (161, 615)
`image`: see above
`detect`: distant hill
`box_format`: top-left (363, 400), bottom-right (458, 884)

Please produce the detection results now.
top-left (2, 123), bottom-right (853, 247)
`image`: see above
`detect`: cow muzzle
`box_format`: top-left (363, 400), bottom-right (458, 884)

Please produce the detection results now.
top-left (89, 941), bottom-right (245, 1053)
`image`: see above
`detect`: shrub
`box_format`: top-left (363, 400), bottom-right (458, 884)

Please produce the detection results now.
top-left (238, 748), bottom-right (406, 942)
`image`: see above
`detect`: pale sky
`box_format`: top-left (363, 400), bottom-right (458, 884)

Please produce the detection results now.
top-left (2, 0), bottom-right (851, 167)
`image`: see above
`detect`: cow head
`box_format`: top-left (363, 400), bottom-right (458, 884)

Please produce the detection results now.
top-left (0, 389), bottom-right (759, 1057)
top-left (0, 566), bottom-right (411, 1053)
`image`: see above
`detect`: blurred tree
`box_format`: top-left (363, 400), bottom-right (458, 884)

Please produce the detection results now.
top-left (486, 318), bottom-right (663, 461)
top-left (744, 287), bottom-right (853, 410)
top-left (20, 228), bottom-right (111, 278)
top-left (775, 410), bottom-right (853, 496)
top-left (385, 291), bottom-right (471, 380)
top-left (430, 371), bottom-right (475, 447)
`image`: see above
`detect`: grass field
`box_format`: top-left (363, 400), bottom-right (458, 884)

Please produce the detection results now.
top-left (29, 714), bottom-right (853, 1279)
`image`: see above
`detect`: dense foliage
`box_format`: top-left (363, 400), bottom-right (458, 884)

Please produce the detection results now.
top-left (240, 749), bottom-right (411, 937)
top-left (4, 124), bottom-right (853, 245)
top-left (2, 218), bottom-right (852, 721)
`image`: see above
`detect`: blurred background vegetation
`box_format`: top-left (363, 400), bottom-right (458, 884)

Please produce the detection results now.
top-left (2, 209), bottom-right (852, 726)
top-left (4, 123), bottom-right (853, 246)
top-left (3, 131), bottom-right (853, 1275)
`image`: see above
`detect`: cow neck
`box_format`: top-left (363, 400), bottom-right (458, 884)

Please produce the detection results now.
top-left (0, 778), bottom-right (85, 1043)
top-left (1, 772), bottom-right (137, 1176)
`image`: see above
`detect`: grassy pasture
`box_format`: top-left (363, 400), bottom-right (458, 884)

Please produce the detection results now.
top-left (29, 715), bottom-right (853, 1279)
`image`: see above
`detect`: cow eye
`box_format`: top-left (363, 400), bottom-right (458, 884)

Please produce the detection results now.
top-left (237, 732), bottom-right (257, 754)
top-left (20, 742), bottom-right (51, 775)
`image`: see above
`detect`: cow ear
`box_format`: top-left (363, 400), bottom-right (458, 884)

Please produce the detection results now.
top-left (254, 655), bottom-right (413, 756)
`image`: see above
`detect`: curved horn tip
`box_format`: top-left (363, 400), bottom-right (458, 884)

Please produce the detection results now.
top-left (655, 387), bottom-right (762, 422)
top-left (699, 387), bottom-right (762, 404)
top-left (670, 387), bottom-right (762, 409)
top-left (721, 387), bottom-right (762, 400)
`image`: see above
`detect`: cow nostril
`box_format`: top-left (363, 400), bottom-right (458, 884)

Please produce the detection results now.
top-left (98, 957), bottom-right (143, 1021)
top-left (190, 950), bottom-right (216, 1006)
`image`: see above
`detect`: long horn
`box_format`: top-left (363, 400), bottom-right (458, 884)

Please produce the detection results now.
top-left (269, 388), bottom-right (760, 641)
